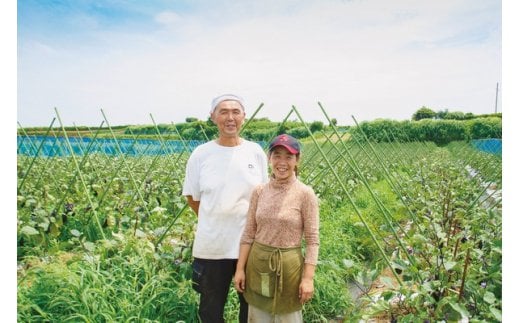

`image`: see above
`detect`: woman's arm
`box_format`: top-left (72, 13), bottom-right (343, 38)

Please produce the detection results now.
top-left (300, 186), bottom-right (320, 303)
top-left (299, 263), bottom-right (316, 303)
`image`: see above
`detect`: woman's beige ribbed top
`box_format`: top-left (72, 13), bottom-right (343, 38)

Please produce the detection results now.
top-left (240, 176), bottom-right (320, 265)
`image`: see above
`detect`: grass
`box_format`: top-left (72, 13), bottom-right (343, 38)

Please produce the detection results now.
top-left (18, 235), bottom-right (199, 322)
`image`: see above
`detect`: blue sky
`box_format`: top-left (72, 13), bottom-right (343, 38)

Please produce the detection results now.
top-left (15, 0), bottom-right (503, 127)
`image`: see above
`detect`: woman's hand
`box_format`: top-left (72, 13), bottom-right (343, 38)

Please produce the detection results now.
top-left (299, 277), bottom-right (314, 304)
top-left (234, 269), bottom-right (246, 293)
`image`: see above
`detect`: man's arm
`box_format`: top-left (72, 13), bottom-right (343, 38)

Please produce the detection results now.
top-left (234, 243), bottom-right (252, 293)
top-left (186, 195), bottom-right (200, 216)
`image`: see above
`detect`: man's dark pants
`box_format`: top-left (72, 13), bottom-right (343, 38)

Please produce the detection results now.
top-left (192, 258), bottom-right (248, 323)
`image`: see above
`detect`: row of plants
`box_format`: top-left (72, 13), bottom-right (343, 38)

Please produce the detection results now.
top-left (412, 106), bottom-right (501, 121)
top-left (350, 117), bottom-right (502, 145)
top-left (296, 110), bottom-right (501, 320)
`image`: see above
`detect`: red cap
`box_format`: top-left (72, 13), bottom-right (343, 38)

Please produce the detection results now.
top-left (268, 134), bottom-right (300, 154)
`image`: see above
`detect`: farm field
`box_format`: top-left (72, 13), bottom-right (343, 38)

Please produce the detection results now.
top-left (17, 121), bottom-right (502, 322)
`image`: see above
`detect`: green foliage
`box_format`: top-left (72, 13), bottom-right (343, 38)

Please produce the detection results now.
top-left (414, 119), bottom-right (468, 145)
top-left (351, 117), bottom-right (501, 145)
top-left (18, 234), bottom-right (199, 322)
top-left (310, 121), bottom-right (325, 133)
top-left (467, 117), bottom-right (502, 139)
top-left (412, 106), bottom-right (436, 120)
top-left (351, 119), bottom-right (407, 142)
top-left (287, 126), bottom-right (310, 139)
top-left (415, 107), bottom-right (485, 121)
top-left (375, 149), bottom-right (503, 321)
top-left (436, 111), bottom-right (476, 120)
top-left (241, 127), bottom-right (273, 142)
top-left (444, 111), bottom-right (467, 120)
top-left (20, 117), bottom-right (330, 143)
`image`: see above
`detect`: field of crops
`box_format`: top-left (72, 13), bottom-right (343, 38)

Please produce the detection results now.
top-left (17, 113), bottom-right (502, 322)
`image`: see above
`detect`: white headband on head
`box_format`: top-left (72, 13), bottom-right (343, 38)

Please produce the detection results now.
top-left (210, 94), bottom-right (245, 114)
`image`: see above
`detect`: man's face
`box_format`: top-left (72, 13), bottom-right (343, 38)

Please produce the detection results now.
top-left (210, 100), bottom-right (245, 137)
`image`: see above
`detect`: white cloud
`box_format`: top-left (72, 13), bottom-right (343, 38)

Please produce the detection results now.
top-left (154, 11), bottom-right (182, 26)
top-left (17, 0), bottom-right (501, 127)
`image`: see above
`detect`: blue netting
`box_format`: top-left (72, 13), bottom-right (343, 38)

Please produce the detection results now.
top-left (16, 136), bottom-right (205, 157)
top-left (471, 138), bottom-right (502, 155)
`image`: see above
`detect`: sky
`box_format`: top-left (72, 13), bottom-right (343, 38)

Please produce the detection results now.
top-left (16, 0), bottom-right (503, 127)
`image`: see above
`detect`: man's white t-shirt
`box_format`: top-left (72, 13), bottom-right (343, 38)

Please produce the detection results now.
top-left (182, 139), bottom-right (268, 259)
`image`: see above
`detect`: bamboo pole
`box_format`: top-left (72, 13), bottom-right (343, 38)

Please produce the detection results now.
top-left (54, 108), bottom-right (106, 240)
top-left (292, 105), bottom-right (403, 286)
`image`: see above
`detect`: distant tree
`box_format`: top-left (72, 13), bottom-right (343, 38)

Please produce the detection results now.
top-left (330, 118), bottom-right (338, 127)
top-left (436, 109), bottom-right (449, 119)
top-left (444, 111), bottom-right (466, 120)
top-left (309, 121), bottom-right (324, 133)
top-left (464, 112), bottom-right (475, 119)
top-left (255, 117), bottom-right (272, 122)
top-left (412, 106), bottom-right (436, 120)
top-left (185, 117), bottom-right (198, 123)
top-left (478, 112), bottom-right (502, 119)
top-left (276, 124), bottom-right (289, 136)
top-left (287, 126), bottom-right (309, 139)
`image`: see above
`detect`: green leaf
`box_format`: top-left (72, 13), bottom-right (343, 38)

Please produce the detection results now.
top-left (342, 259), bottom-right (354, 268)
top-left (70, 229), bottom-right (82, 237)
top-left (489, 306), bottom-right (502, 321)
top-left (392, 259), bottom-right (408, 271)
top-left (449, 302), bottom-right (469, 318)
top-left (433, 223), bottom-right (446, 240)
top-left (21, 226), bottom-right (39, 236)
top-left (421, 281), bottom-right (433, 292)
top-left (444, 261), bottom-right (457, 271)
top-left (25, 198), bottom-right (37, 207)
top-left (17, 195), bottom-right (26, 205)
top-left (483, 291), bottom-right (496, 304)
top-left (48, 222), bottom-right (60, 237)
top-left (152, 206), bottom-right (167, 214)
top-left (135, 229), bottom-right (146, 238)
top-left (83, 241), bottom-right (96, 252)
top-left (112, 232), bottom-right (125, 241)
top-left (37, 221), bottom-right (49, 231)
top-left (34, 209), bottom-right (48, 218)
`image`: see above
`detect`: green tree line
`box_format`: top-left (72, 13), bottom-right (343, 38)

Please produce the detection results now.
top-left (121, 118), bottom-right (333, 141)
top-left (350, 117), bottom-right (501, 145)
top-left (18, 108), bottom-right (501, 145)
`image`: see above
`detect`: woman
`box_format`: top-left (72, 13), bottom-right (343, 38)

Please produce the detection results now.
top-left (234, 134), bottom-right (320, 322)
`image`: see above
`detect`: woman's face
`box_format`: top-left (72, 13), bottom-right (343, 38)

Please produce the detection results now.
top-left (269, 146), bottom-right (299, 180)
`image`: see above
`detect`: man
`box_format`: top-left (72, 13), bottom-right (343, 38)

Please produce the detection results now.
top-left (182, 94), bottom-right (268, 322)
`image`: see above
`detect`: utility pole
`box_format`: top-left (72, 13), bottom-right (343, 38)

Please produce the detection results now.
top-left (494, 82), bottom-right (499, 114)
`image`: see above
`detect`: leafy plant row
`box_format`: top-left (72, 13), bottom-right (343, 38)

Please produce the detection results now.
top-left (350, 117), bottom-right (502, 145)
